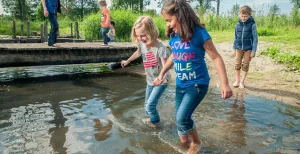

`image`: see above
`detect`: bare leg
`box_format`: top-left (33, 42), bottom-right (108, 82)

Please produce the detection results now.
top-left (179, 135), bottom-right (190, 147)
top-left (187, 128), bottom-right (202, 154)
top-left (239, 71), bottom-right (247, 88)
top-left (234, 91), bottom-right (238, 101)
top-left (233, 70), bottom-right (240, 87)
top-left (240, 92), bottom-right (244, 107)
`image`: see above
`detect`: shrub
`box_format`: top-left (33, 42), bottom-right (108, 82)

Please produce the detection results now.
top-left (257, 28), bottom-right (276, 36)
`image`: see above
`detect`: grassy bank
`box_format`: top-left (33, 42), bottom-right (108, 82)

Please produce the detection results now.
top-left (209, 29), bottom-right (300, 71)
top-left (1, 10), bottom-right (299, 71)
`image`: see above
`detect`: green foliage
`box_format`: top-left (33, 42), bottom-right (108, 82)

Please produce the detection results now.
top-left (257, 28), bottom-right (276, 36)
top-left (110, 10), bottom-right (141, 41)
top-left (111, 0), bottom-right (150, 12)
top-left (291, 6), bottom-right (300, 26)
top-left (261, 46), bottom-right (300, 71)
top-left (231, 4), bottom-right (240, 17)
top-left (82, 9), bottom-right (167, 41)
top-left (82, 12), bottom-right (102, 41)
top-left (0, 16), bottom-right (74, 36)
top-left (267, 4), bottom-right (281, 28)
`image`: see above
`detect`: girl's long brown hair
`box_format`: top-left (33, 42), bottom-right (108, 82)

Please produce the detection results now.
top-left (161, 0), bottom-right (205, 41)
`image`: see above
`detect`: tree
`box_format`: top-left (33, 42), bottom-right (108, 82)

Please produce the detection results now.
top-left (290, 0), bottom-right (300, 8)
top-left (195, 0), bottom-right (212, 17)
top-left (231, 4), bottom-right (239, 17)
top-left (214, 0), bottom-right (220, 17)
top-left (291, 6), bottom-right (300, 26)
top-left (111, 0), bottom-right (150, 12)
top-left (267, 4), bottom-right (280, 28)
top-left (64, 0), bottom-right (98, 20)
top-left (1, 0), bottom-right (28, 20)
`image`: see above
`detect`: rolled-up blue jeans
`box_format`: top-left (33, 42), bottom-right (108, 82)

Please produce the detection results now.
top-left (101, 27), bottom-right (110, 45)
top-left (175, 84), bottom-right (208, 136)
top-left (48, 13), bottom-right (59, 46)
top-left (145, 84), bottom-right (167, 125)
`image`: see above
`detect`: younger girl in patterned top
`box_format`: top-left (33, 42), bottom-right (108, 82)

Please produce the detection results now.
top-left (121, 16), bottom-right (171, 128)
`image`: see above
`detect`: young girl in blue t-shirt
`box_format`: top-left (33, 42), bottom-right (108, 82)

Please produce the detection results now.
top-left (153, 0), bottom-right (232, 153)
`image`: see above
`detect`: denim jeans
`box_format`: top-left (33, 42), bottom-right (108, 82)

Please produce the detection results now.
top-left (145, 84), bottom-right (168, 124)
top-left (175, 84), bottom-right (208, 136)
top-left (101, 27), bottom-right (111, 45)
top-left (48, 13), bottom-right (59, 46)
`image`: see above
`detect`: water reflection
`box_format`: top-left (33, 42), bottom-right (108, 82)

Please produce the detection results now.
top-left (0, 74), bottom-right (299, 154)
top-left (48, 102), bottom-right (68, 154)
top-left (228, 90), bottom-right (246, 147)
top-left (93, 119), bottom-right (113, 141)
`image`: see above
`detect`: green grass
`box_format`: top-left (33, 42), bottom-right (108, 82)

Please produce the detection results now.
top-left (209, 28), bottom-right (300, 71)
top-left (260, 46), bottom-right (300, 71)
top-left (0, 16), bottom-right (76, 37)
top-left (210, 30), bottom-right (234, 43)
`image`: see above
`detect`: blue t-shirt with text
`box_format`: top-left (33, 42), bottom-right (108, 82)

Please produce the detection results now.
top-left (169, 26), bottom-right (211, 88)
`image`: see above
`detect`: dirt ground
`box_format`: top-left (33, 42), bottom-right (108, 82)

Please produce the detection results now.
top-left (114, 41), bottom-right (300, 107)
top-left (210, 42), bottom-right (300, 107)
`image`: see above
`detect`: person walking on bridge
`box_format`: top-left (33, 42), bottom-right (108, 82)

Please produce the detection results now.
top-left (41, 0), bottom-right (68, 47)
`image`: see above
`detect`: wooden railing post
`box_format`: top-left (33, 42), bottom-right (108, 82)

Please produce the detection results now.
top-left (70, 23), bottom-right (73, 38)
top-left (12, 20), bottom-right (16, 39)
top-left (26, 21), bottom-right (30, 38)
top-left (40, 24), bottom-right (44, 42)
top-left (75, 22), bottom-right (79, 39)
top-left (44, 21), bottom-right (48, 42)
top-left (20, 24), bottom-right (24, 36)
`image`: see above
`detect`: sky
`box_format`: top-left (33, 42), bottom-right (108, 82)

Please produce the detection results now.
top-left (146, 0), bottom-right (294, 15)
top-left (0, 1), bottom-right (3, 15)
top-left (0, 0), bottom-right (295, 16)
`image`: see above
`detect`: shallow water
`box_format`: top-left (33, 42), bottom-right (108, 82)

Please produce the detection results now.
top-left (0, 71), bottom-right (299, 154)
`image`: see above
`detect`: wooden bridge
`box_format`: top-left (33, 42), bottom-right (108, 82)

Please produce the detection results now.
top-left (0, 42), bottom-right (138, 67)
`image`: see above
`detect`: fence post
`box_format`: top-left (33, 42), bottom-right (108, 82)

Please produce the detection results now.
top-left (40, 24), bottom-right (44, 42)
top-left (44, 21), bottom-right (48, 42)
top-left (75, 22), bottom-right (79, 39)
top-left (12, 20), bottom-right (16, 39)
top-left (26, 21), bottom-right (30, 38)
top-left (70, 23), bottom-right (73, 38)
top-left (20, 24), bottom-right (24, 36)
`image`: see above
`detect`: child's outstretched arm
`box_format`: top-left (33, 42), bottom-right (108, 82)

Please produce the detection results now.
top-left (204, 39), bottom-right (232, 100)
top-left (153, 54), bottom-right (174, 86)
top-left (233, 27), bottom-right (237, 56)
top-left (41, 0), bottom-right (48, 17)
top-left (120, 48), bottom-right (141, 68)
top-left (251, 24), bottom-right (258, 58)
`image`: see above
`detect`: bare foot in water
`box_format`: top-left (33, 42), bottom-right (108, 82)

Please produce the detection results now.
top-left (180, 141), bottom-right (191, 149)
top-left (143, 118), bottom-right (159, 128)
top-left (187, 141), bottom-right (203, 154)
top-left (233, 81), bottom-right (239, 88)
top-left (239, 83), bottom-right (245, 89)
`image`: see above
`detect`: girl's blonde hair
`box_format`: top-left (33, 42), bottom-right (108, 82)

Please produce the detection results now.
top-left (131, 16), bottom-right (159, 45)
top-left (240, 5), bottom-right (252, 16)
top-left (161, 0), bottom-right (204, 41)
